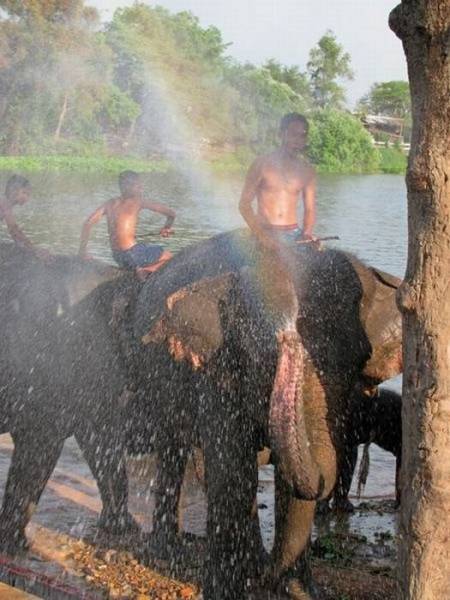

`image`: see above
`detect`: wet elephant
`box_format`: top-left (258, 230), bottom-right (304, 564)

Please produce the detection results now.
top-left (133, 231), bottom-right (402, 600)
top-left (0, 243), bottom-right (139, 552)
top-left (332, 386), bottom-right (402, 512)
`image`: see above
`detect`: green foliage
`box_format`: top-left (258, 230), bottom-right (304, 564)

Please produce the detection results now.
top-left (224, 62), bottom-right (310, 150)
top-left (308, 110), bottom-right (380, 173)
top-left (0, 2), bottom-right (379, 173)
top-left (0, 155), bottom-right (169, 173)
top-left (358, 80), bottom-right (412, 142)
top-left (378, 146), bottom-right (407, 174)
top-left (209, 147), bottom-right (255, 175)
top-left (358, 81), bottom-right (410, 118)
top-left (263, 59), bottom-right (312, 100)
top-left (307, 31), bottom-right (353, 109)
top-left (312, 531), bottom-right (367, 566)
top-left (0, 0), bottom-right (99, 24)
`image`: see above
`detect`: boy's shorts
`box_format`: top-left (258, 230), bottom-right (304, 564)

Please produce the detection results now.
top-left (113, 243), bottom-right (164, 269)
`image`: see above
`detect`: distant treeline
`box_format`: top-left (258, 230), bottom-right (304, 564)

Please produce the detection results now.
top-left (0, 1), bottom-right (409, 173)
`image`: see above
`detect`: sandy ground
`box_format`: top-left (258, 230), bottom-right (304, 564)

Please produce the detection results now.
top-left (0, 434), bottom-right (398, 599)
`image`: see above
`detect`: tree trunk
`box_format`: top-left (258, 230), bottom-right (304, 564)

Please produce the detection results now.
top-left (54, 92), bottom-right (69, 142)
top-left (389, 2), bottom-right (450, 599)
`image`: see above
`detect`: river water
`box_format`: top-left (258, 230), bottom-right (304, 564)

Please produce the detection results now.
top-left (0, 169), bottom-right (406, 589)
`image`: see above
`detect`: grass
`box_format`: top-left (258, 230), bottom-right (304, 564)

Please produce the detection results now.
top-left (208, 148), bottom-right (255, 175)
top-left (0, 155), bottom-right (171, 174)
top-left (378, 147), bottom-right (407, 174)
top-left (0, 148), bottom-right (407, 176)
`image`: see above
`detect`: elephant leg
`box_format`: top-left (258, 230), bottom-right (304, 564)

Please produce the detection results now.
top-left (150, 441), bottom-right (189, 558)
top-left (202, 406), bottom-right (258, 600)
top-left (333, 443), bottom-right (358, 513)
top-left (271, 467), bottom-right (318, 600)
top-left (250, 493), bottom-right (270, 574)
top-left (75, 422), bottom-right (139, 537)
top-left (0, 429), bottom-right (64, 554)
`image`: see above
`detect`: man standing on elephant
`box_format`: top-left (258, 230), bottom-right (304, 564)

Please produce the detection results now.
top-left (239, 113), bottom-right (317, 249)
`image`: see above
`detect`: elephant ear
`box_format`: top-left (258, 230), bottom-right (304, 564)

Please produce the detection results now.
top-left (141, 273), bottom-right (235, 369)
top-left (356, 263), bottom-right (403, 383)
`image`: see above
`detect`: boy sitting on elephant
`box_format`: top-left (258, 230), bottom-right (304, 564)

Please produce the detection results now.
top-left (79, 170), bottom-right (176, 274)
top-left (0, 174), bottom-right (50, 260)
top-left (239, 113), bottom-right (317, 249)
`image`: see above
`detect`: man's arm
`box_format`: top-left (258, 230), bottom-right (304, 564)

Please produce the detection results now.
top-left (78, 205), bottom-right (105, 258)
top-left (301, 169), bottom-right (316, 240)
top-left (142, 201), bottom-right (176, 236)
top-left (239, 157), bottom-right (277, 248)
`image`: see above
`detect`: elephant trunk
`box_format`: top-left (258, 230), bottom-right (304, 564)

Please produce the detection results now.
top-left (269, 329), bottom-right (324, 500)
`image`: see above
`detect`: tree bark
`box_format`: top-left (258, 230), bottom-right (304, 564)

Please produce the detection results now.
top-left (389, 2), bottom-right (450, 599)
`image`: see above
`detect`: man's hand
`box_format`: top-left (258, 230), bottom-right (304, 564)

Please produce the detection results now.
top-left (299, 232), bottom-right (316, 242)
top-left (297, 233), bottom-right (323, 251)
top-left (160, 226), bottom-right (174, 238)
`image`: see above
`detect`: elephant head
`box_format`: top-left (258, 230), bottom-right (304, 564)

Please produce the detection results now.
top-left (140, 247), bottom-right (383, 501)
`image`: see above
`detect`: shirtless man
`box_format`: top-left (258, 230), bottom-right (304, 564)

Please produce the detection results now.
top-left (79, 170), bottom-right (175, 273)
top-left (239, 113), bottom-right (316, 250)
top-left (0, 174), bottom-right (50, 259)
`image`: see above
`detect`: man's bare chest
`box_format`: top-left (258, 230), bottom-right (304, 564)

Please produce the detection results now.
top-left (262, 167), bottom-right (306, 194)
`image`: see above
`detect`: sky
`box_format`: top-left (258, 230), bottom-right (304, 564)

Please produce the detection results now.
top-left (91, 0), bottom-right (407, 107)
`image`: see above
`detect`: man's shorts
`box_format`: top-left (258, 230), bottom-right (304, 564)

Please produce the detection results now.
top-left (113, 243), bottom-right (164, 269)
top-left (265, 224), bottom-right (303, 245)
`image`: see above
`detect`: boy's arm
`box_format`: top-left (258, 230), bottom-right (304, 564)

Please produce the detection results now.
top-left (2, 208), bottom-right (36, 251)
top-left (300, 169), bottom-right (316, 241)
top-left (142, 201), bottom-right (176, 236)
top-left (239, 157), bottom-right (276, 248)
top-left (78, 205), bottom-right (105, 258)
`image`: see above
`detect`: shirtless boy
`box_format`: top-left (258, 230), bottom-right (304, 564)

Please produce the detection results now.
top-left (79, 170), bottom-right (175, 273)
top-left (239, 113), bottom-right (316, 249)
top-left (0, 174), bottom-right (50, 259)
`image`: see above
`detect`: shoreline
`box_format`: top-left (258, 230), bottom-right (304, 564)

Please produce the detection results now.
top-left (0, 156), bottom-right (171, 174)
top-left (0, 150), bottom-right (406, 176)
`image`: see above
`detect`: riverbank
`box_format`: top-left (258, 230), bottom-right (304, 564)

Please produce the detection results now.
top-left (0, 434), bottom-right (398, 600)
top-left (209, 146), bottom-right (407, 176)
top-left (0, 147), bottom-right (407, 176)
top-left (0, 156), bottom-right (170, 174)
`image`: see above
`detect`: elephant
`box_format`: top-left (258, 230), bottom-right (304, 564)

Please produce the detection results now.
top-left (130, 230), bottom-right (403, 599)
top-left (0, 242), bottom-right (141, 552)
top-left (0, 231), bottom-right (402, 600)
top-left (331, 386), bottom-right (402, 512)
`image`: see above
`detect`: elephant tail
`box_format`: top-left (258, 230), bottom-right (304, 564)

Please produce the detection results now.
top-left (357, 441), bottom-right (372, 498)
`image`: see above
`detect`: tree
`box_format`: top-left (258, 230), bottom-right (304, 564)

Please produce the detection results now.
top-left (224, 62), bottom-right (310, 150)
top-left (105, 5), bottom-right (235, 153)
top-left (263, 59), bottom-right (312, 103)
top-left (0, 0), bottom-right (138, 153)
top-left (389, 2), bottom-right (450, 599)
top-left (307, 30), bottom-right (353, 109)
top-left (358, 80), bottom-right (411, 118)
top-left (308, 109), bottom-right (380, 173)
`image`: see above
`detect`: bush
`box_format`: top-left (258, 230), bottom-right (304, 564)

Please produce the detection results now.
top-left (308, 109), bottom-right (380, 173)
top-left (378, 146), bottom-right (407, 174)
top-left (208, 146), bottom-right (255, 174)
